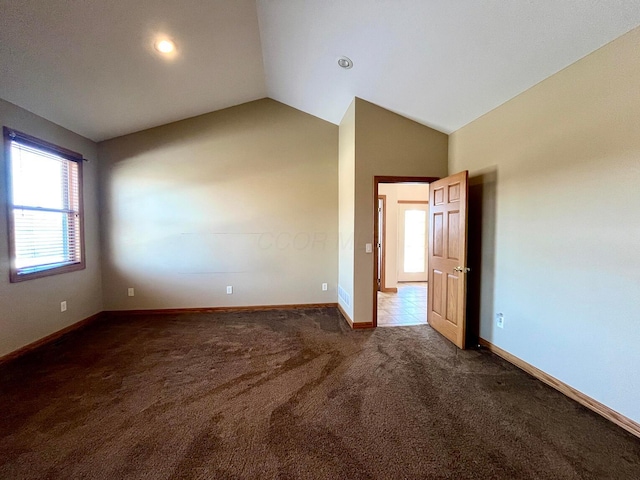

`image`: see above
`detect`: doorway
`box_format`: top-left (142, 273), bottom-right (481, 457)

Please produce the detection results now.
top-left (373, 176), bottom-right (439, 328)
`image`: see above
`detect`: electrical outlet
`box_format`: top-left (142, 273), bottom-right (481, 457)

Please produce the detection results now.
top-left (226, 286), bottom-right (233, 295)
top-left (61, 301), bottom-right (67, 312)
top-left (496, 313), bottom-right (504, 329)
top-left (322, 283), bottom-right (328, 291)
top-left (128, 287), bottom-right (135, 297)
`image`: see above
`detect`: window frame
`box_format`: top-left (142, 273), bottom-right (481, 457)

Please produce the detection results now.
top-left (3, 127), bottom-right (86, 283)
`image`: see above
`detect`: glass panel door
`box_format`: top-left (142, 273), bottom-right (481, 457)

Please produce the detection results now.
top-left (403, 209), bottom-right (426, 273)
top-left (398, 204), bottom-right (429, 282)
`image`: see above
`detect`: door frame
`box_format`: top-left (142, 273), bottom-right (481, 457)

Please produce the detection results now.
top-left (377, 195), bottom-right (389, 293)
top-left (373, 176), bottom-right (440, 328)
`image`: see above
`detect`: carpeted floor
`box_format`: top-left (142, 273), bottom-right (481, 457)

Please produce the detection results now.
top-left (0, 308), bottom-right (638, 479)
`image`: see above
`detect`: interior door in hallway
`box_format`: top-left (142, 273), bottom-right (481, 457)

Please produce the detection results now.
top-left (377, 196), bottom-right (385, 291)
top-left (427, 171), bottom-right (469, 349)
top-left (397, 203), bottom-right (429, 282)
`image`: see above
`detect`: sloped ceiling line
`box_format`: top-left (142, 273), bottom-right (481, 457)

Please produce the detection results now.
top-left (1, 0), bottom-right (639, 141)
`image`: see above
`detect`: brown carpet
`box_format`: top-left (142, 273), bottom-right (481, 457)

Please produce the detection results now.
top-left (0, 308), bottom-right (638, 479)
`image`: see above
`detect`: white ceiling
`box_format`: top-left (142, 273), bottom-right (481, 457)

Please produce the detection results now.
top-left (1, 1), bottom-right (639, 142)
top-left (0, 0), bottom-right (266, 141)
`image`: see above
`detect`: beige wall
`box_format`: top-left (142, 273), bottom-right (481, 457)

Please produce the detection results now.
top-left (353, 99), bottom-right (448, 323)
top-left (338, 100), bottom-right (356, 319)
top-left (450, 27), bottom-right (640, 423)
top-left (378, 183), bottom-right (430, 289)
top-left (0, 99), bottom-right (103, 357)
top-left (98, 99), bottom-right (338, 310)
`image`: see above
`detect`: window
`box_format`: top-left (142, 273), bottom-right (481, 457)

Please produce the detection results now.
top-left (4, 127), bottom-right (85, 282)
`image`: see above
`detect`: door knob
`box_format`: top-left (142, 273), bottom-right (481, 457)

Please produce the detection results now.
top-left (454, 266), bottom-right (471, 273)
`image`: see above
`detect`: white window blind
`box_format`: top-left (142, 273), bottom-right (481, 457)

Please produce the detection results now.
top-left (5, 128), bottom-right (85, 281)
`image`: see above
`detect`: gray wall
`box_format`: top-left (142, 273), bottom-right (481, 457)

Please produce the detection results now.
top-left (450, 26), bottom-right (640, 424)
top-left (99, 99), bottom-right (338, 310)
top-left (338, 100), bottom-right (356, 320)
top-left (0, 99), bottom-right (103, 357)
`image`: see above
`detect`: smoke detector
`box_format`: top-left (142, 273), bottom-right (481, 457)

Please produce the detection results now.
top-left (337, 56), bottom-right (353, 69)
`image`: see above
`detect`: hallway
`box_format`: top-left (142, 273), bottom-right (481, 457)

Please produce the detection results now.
top-left (377, 282), bottom-right (427, 327)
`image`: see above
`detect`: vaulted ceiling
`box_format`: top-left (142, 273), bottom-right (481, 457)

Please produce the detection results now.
top-left (1, 0), bottom-right (639, 142)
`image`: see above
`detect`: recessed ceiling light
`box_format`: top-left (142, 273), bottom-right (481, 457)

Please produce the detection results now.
top-left (155, 39), bottom-right (176, 54)
top-left (337, 56), bottom-right (353, 69)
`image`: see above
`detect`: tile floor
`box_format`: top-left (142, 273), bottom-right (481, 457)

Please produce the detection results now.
top-left (377, 282), bottom-right (427, 327)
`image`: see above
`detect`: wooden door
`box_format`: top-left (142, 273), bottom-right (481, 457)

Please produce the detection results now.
top-left (427, 171), bottom-right (469, 348)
